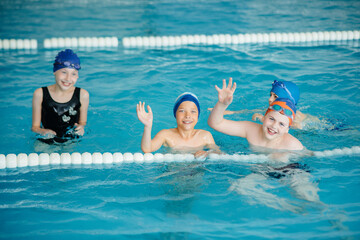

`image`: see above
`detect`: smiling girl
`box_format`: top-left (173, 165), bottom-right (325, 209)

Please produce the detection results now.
top-left (32, 49), bottom-right (89, 143)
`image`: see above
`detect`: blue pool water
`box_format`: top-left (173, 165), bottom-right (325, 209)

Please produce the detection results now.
top-left (0, 0), bottom-right (360, 239)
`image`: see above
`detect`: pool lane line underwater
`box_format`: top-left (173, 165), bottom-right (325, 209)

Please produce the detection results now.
top-left (0, 146), bottom-right (359, 169)
top-left (0, 30), bottom-right (359, 50)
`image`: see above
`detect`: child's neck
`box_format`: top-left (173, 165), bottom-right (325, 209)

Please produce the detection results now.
top-left (49, 84), bottom-right (76, 103)
top-left (176, 127), bottom-right (196, 139)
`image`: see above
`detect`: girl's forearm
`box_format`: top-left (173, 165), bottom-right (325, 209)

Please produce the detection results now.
top-left (31, 126), bottom-right (56, 136)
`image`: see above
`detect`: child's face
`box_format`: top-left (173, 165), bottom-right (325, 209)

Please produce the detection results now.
top-left (176, 101), bottom-right (199, 131)
top-left (269, 92), bottom-right (278, 105)
top-left (262, 111), bottom-right (289, 140)
top-left (53, 67), bottom-right (79, 91)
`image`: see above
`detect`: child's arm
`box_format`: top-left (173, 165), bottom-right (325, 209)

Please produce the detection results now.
top-left (137, 102), bottom-right (165, 153)
top-left (208, 108), bottom-right (262, 116)
top-left (31, 88), bottom-right (57, 137)
top-left (208, 78), bottom-right (245, 136)
top-left (207, 108), bottom-right (238, 115)
top-left (291, 111), bottom-right (307, 129)
top-left (208, 78), bottom-right (257, 138)
top-left (252, 113), bottom-right (264, 122)
top-left (75, 89), bottom-right (90, 136)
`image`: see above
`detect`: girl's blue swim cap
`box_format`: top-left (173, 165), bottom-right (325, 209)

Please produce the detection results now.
top-left (270, 80), bottom-right (300, 106)
top-left (173, 92), bottom-right (200, 118)
top-left (53, 49), bottom-right (81, 72)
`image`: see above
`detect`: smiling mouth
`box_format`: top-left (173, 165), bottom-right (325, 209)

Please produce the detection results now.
top-left (183, 120), bottom-right (193, 124)
top-left (267, 128), bottom-right (277, 135)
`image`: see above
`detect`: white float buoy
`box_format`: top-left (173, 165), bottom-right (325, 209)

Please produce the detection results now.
top-left (92, 152), bottom-right (103, 164)
top-left (81, 152), bottom-right (93, 165)
top-left (60, 153), bottom-right (71, 165)
top-left (103, 152), bottom-right (113, 164)
top-left (134, 153), bottom-right (144, 163)
top-left (28, 153), bottom-right (39, 166)
top-left (39, 153), bottom-right (50, 166)
top-left (113, 152), bottom-right (123, 163)
top-left (17, 153), bottom-right (28, 168)
top-left (154, 153), bottom-right (164, 162)
top-left (50, 153), bottom-right (61, 165)
top-left (71, 152), bottom-right (82, 165)
top-left (144, 153), bottom-right (154, 163)
top-left (123, 152), bottom-right (134, 163)
top-left (43, 39), bottom-right (51, 48)
top-left (6, 154), bottom-right (17, 168)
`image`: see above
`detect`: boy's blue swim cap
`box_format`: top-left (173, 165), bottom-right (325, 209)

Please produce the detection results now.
top-left (270, 80), bottom-right (300, 105)
top-left (173, 92), bottom-right (200, 118)
top-left (53, 49), bottom-right (81, 72)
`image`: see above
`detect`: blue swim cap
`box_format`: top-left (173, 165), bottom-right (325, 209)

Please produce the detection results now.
top-left (53, 49), bottom-right (81, 72)
top-left (270, 80), bottom-right (300, 105)
top-left (173, 92), bottom-right (200, 118)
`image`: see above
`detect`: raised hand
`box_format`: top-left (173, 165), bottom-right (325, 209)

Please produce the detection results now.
top-left (136, 101), bottom-right (153, 127)
top-left (215, 77), bottom-right (236, 106)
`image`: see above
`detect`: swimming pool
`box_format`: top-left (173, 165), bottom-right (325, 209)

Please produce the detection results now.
top-left (1, 0), bottom-right (360, 239)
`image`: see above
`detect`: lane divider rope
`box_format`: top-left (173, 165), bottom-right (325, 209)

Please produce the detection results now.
top-left (0, 146), bottom-right (359, 169)
top-left (43, 37), bottom-right (118, 48)
top-left (122, 30), bottom-right (360, 48)
top-left (1, 30), bottom-right (359, 50)
top-left (0, 39), bottom-right (38, 50)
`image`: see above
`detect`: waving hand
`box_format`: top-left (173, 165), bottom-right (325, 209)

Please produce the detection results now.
top-left (136, 101), bottom-right (153, 128)
top-left (215, 77), bottom-right (237, 106)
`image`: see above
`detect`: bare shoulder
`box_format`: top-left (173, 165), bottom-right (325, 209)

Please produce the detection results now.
top-left (196, 129), bottom-right (213, 137)
top-left (32, 88), bottom-right (44, 103)
top-left (155, 128), bottom-right (178, 147)
top-left (283, 133), bottom-right (304, 150)
top-left (33, 87), bottom-right (43, 97)
top-left (80, 88), bottom-right (90, 99)
top-left (196, 129), bottom-right (215, 144)
top-left (244, 121), bottom-right (261, 132)
top-left (157, 128), bottom-right (174, 137)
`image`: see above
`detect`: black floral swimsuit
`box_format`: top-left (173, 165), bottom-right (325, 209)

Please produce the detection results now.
top-left (41, 86), bottom-right (81, 142)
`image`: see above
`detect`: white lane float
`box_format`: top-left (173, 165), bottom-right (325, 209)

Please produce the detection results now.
top-left (0, 146), bottom-right (359, 169)
top-left (122, 30), bottom-right (360, 48)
